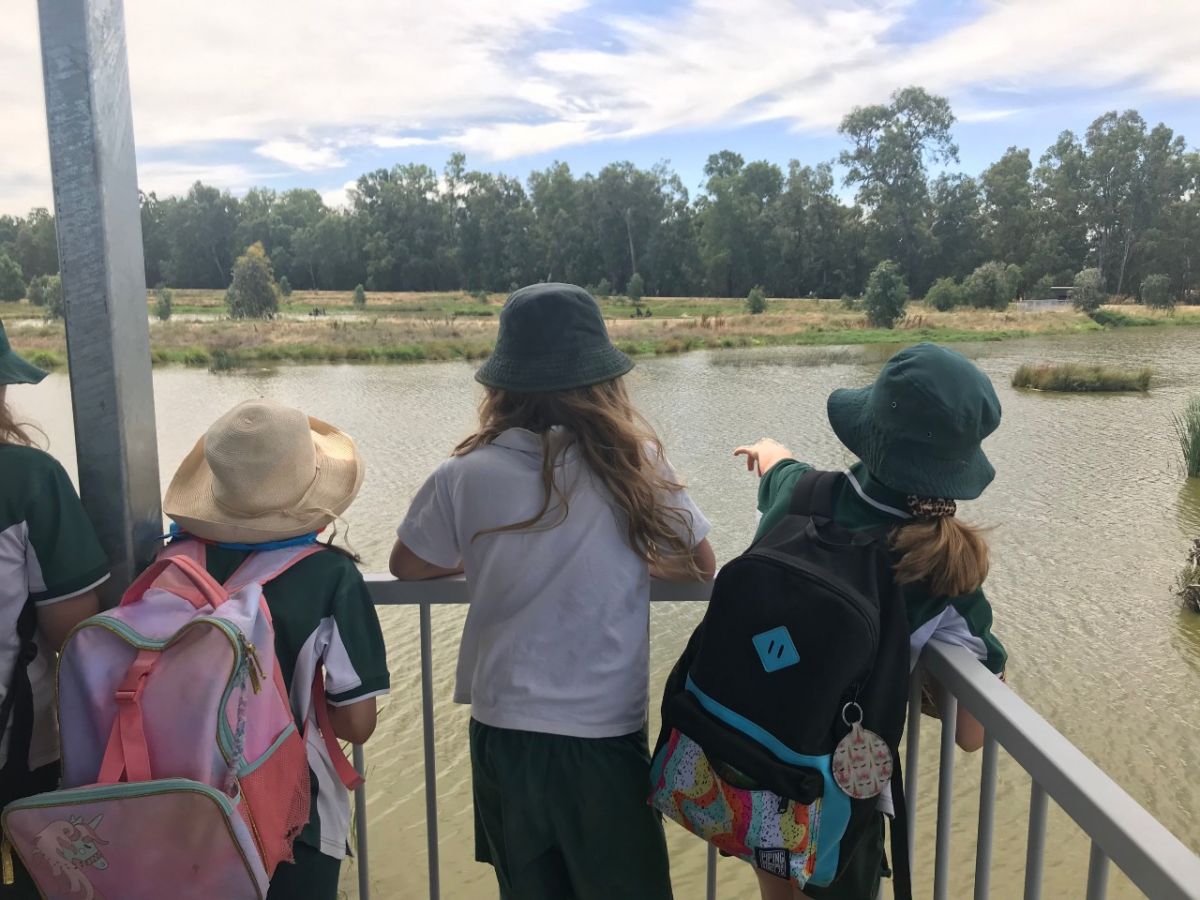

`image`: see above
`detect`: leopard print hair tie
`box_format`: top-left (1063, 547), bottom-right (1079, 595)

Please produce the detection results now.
top-left (907, 496), bottom-right (957, 520)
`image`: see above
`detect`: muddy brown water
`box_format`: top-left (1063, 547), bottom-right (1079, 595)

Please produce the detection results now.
top-left (18, 327), bottom-right (1200, 899)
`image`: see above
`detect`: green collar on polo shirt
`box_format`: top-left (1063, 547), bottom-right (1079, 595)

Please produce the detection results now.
top-left (844, 462), bottom-right (911, 520)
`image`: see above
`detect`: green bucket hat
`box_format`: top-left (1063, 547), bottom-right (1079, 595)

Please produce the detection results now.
top-left (475, 283), bottom-right (633, 393)
top-left (827, 342), bottom-right (1001, 500)
top-left (0, 321), bottom-right (48, 386)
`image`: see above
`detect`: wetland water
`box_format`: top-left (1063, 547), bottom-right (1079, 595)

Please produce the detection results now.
top-left (21, 328), bottom-right (1200, 898)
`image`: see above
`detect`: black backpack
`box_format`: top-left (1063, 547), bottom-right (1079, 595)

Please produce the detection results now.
top-left (649, 470), bottom-right (912, 898)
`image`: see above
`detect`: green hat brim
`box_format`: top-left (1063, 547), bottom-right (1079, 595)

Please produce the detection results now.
top-left (0, 349), bottom-right (48, 386)
top-left (475, 344), bottom-right (634, 393)
top-left (827, 385), bottom-right (995, 501)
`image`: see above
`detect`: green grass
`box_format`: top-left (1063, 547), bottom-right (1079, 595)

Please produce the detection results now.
top-left (1173, 396), bottom-right (1200, 478)
top-left (1012, 363), bottom-right (1153, 392)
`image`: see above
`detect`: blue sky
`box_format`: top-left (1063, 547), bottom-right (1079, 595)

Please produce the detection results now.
top-left (3, 0), bottom-right (1198, 213)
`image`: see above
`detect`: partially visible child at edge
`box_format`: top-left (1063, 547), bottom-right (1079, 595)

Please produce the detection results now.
top-left (392, 283), bottom-right (715, 900)
top-left (0, 322), bottom-right (107, 899)
top-left (733, 343), bottom-right (1007, 900)
top-left (161, 399), bottom-right (389, 900)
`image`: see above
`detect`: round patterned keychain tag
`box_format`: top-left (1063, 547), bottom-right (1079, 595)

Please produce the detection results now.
top-left (831, 702), bottom-right (893, 800)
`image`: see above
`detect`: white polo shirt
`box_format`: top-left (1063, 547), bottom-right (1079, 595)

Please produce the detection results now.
top-left (397, 427), bottom-right (710, 739)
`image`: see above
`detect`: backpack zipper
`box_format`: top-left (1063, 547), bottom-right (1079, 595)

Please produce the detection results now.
top-left (56, 616), bottom-right (250, 777)
top-left (737, 551), bottom-right (880, 654)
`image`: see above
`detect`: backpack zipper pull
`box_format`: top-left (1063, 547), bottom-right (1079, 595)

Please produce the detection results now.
top-left (777, 795), bottom-right (789, 814)
top-left (2, 835), bottom-right (14, 885)
top-left (239, 635), bottom-right (265, 694)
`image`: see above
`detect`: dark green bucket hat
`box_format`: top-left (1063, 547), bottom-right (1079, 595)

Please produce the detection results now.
top-left (475, 283), bottom-right (633, 393)
top-left (827, 342), bottom-right (1001, 500)
top-left (0, 321), bottom-right (48, 386)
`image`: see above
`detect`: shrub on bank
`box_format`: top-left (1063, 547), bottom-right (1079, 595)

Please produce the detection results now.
top-left (925, 277), bottom-right (964, 311)
top-left (627, 273), bottom-right (644, 303)
top-left (155, 286), bottom-right (173, 322)
top-left (963, 262), bottom-right (1019, 310)
top-left (863, 260), bottom-right (907, 329)
top-left (353, 284), bottom-right (367, 307)
top-left (1012, 363), bottom-right (1152, 392)
top-left (1141, 274), bottom-right (1172, 310)
top-left (0, 254), bottom-right (24, 301)
top-left (746, 286), bottom-right (767, 315)
top-left (1072, 268), bottom-right (1105, 314)
top-left (226, 243), bottom-right (278, 319)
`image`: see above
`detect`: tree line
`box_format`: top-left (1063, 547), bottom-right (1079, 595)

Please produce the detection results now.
top-left (1, 87), bottom-right (1197, 305)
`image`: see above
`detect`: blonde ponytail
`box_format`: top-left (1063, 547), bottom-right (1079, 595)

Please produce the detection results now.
top-left (891, 516), bottom-right (990, 598)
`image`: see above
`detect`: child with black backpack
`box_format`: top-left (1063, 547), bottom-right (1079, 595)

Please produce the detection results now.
top-left (651, 342), bottom-right (1007, 900)
top-left (393, 283), bottom-right (715, 900)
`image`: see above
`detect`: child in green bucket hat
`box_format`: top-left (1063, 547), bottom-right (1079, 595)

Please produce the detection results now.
top-left (0, 321), bottom-right (108, 899)
top-left (392, 283), bottom-right (716, 900)
top-left (734, 343), bottom-right (1008, 900)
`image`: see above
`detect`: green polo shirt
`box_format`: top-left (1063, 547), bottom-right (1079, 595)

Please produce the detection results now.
top-left (0, 445), bottom-right (109, 770)
top-left (756, 459), bottom-right (1007, 675)
top-left (202, 546), bottom-right (389, 859)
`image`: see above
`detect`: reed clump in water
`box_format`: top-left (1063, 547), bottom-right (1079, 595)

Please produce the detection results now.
top-left (1175, 540), bottom-right (1200, 613)
top-left (1012, 363), bottom-right (1152, 392)
top-left (1173, 395), bottom-right (1200, 478)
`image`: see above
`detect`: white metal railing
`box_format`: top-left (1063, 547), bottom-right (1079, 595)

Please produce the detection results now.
top-left (355, 577), bottom-right (1200, 900)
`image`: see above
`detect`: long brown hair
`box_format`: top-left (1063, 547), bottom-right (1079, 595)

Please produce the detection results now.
top-left (454, 378), bottom-right (698, 576)
top-left (0, 394), bottom-right (39, 447)
top-left (891, 517), bottom-right (990, 597)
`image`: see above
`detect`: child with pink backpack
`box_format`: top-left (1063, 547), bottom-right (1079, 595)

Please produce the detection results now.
top-left (2, 400), bottom-right (389, 900)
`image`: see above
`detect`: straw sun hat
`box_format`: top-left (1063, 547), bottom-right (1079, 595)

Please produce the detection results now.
top-left (164, 400), bottom-right (365, 545)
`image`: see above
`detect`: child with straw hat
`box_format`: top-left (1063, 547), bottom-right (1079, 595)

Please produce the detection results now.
top-left (163, 399), bottom-right (389, 900)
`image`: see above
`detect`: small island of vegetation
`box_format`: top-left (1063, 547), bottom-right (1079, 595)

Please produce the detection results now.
top-left (1011, 363), bottom-right (1153, 393)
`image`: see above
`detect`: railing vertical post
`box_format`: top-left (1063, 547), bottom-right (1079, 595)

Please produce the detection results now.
top-left (706, 844), bottom-right (717, 900)
top-left (1085, 842), bottom-right (1109, 900)
top-left (1023, 782), bottom-right (1048, 900)
top-left (933, 690), bottom-right (957, 900)
top-left (904, 668), bottom-right (922, 866)
top-left (36, 0), bottom-right (161, 596)
top-left (353, 744), bottom-right (370, 900)
top-left (973, 736), bottom-right (998, 900)
top-left (420, 603), bottom-right (440, 900)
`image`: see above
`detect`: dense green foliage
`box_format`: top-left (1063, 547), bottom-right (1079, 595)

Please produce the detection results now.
top-left (5, 89), bottom-right (1199, 303)
top-left (278, 275), bottom-right (292, 298)
top-left (863, 260), bottom-right (907, 328)
top-left (225, 243), bottom-right (278, 319)
top-left (1072, 268), bottom-right (1106, 313)
top-left (26, 274), bottom-right (62, 318)
top-left (1012, 363), bottom-right (1152, 392)
top-left (626, 272), bottom-right (644, 303)
top-left (963, 261), bottom-right (1020, 309)
top-left (924, 277), bottom-right (964, 311)
top-left (1141, 274), bottom-right (1172, 310)
top-left (1174, 396), bottom-right (1200, 478)
top-left (353, 284), bottom-right (366, 307)
top-left (0, 253), bottom-right (24, 301)
top-left (746, 286), bottom-right (767, 314)
top-left (155, 286), bottom-right (173, 321)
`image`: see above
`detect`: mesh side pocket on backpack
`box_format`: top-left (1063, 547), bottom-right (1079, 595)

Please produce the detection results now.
top-left (239, 728), bottom-right (312, 874)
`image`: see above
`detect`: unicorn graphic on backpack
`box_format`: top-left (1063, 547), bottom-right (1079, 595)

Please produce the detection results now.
top-left (32, 814), bottom-right (108, 900)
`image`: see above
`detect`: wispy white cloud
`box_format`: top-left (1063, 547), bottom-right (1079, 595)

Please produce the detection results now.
top-left (254, 140), bottom-right (345, 172)
top-left (319, 180), bottom-right (357, 210)
top-left (2, 0), bottom-right (1198, 214)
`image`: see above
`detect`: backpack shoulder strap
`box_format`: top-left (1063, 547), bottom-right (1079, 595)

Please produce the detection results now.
top-left (0, 600), bottom-right (39, 797)
top-left (222, 544), bottom-right (325, 595)
top-left (787, 469), bottom-right (843, 519)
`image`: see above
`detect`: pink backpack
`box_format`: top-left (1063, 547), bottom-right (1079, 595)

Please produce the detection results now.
top-left (1, 543), bottom-right (354, 900)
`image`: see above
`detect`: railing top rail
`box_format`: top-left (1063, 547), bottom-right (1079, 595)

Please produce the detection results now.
top-left (362, 573), bottom-right (714, 604)
top-left (922, 641), bottom-right (1200, 900)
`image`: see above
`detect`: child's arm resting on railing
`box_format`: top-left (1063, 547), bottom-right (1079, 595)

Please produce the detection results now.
top-left (389, 540), bottom-right (463, 580)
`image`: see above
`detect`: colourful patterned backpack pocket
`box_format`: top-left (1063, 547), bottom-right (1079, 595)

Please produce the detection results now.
top-left (649, 728), bottom-right (821, 888)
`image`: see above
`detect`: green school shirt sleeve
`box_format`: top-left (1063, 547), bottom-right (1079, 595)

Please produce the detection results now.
top-left (907, 585), bottom-right (1008, 675)
top-left (753, 459), bottom-right (814, 541)
top-left (324, 563), bottom-right (391, 706)
top-left (25, 452), bottom-right (109, 604)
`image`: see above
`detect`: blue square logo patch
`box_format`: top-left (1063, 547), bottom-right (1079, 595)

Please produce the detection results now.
top-left (752, 626), bottom-right (800, 673)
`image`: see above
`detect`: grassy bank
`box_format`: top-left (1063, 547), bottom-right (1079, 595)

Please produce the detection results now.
top-left (8, 291), bottom-right (1200, 371)
top-left (1012, 363), bottom-right (1153, 392)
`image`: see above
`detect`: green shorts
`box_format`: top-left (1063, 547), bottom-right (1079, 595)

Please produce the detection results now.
top-left (469, 719), bottom-right (674, 900)
top-left (803, 815), bottom-right (887, 900)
